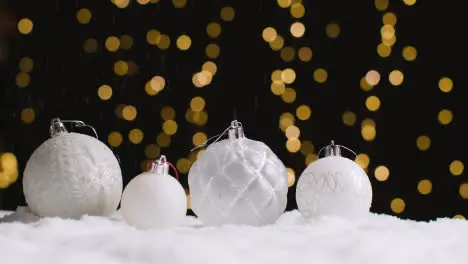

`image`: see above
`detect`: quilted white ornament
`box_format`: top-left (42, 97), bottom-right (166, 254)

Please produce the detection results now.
top-left (23, 118), bottom-right (123, 218)
top-left (188, 120), bottom-right (288, 226)
top-left (296, 141), bottom-right (372, 220)
top-left (120, 155), bottom-right (187, 229)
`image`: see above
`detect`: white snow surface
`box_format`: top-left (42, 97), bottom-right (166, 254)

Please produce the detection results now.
top-left (0, 208), bottom-right (467, 264)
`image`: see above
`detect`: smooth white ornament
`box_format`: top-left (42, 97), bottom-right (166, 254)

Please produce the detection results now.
top-left (120, 156), bottom-right (187, 229)
top-left (296, 141), bottom-right (372, 220)
top-left (23, 118), bottom-right (123, 218)
top-left (188, 121), bottom-right (288, 226)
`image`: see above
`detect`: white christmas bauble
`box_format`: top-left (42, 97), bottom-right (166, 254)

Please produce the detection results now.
top-left (188, 136), bottom-right (288, 226)
top-left (296, 156), bottom-right (372, 219)
top-left (120, 171), bottom-right (187, 229)
top-left (23, 132), bottom-right (123, 218)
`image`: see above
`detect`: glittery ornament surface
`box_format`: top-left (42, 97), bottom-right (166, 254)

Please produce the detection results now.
top-left (188, 137), bottom-right (288, 226)
top-left (296, 156), bottom-right (372, 220)
top-left (23, 132), bottom-right (123, 218)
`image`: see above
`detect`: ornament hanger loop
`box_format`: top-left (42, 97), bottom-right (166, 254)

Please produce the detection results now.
top-left (317, 140), bottom-right (358, 159)
top-left (148, 155), bottom-right (179, 180)
top-left (190, 120), bottom-right (244, 152)
top-left (50, 118), bottom-right (99, 139)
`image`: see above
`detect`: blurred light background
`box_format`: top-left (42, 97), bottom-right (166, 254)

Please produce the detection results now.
top-left (0, 0), bottom-right (466, 221)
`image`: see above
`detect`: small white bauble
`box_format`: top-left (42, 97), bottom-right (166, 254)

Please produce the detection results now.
top-left (120, 156), bottom-right (187, 229)
top-left (188, 120), bottom-right (288, 226)
top-left (23, 118), bottom-right (123, 218)
top-left (296, 141), bottom-right (372, 220)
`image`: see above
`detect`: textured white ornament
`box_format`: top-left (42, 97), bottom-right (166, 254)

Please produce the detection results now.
top-left (23, 118), bottom-right (123, 218)
top-left (296, 141), bottom-right (372, 220)
top-left (188, 121), bottom-right (288, 226)
top-left (120, 156), bottom-right (187, 229)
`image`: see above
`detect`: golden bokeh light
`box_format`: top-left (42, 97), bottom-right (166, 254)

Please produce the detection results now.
top-left (269, 35), bottom-right (284, 51)
top-left (157, 132), bottom-right (171, 147)
top-left (374, 165), bottom-right (390, 181)
top-left (282, 88), bottom-right (296, 103)
top-left (281, 68), bottom-right (296, 84)
top-left (279, 112), bottom-right (295, 132)
top-left (402, 46), bottom-right (417, 61)
top-left (122, 105), bottom-right (137, 121)
top-left (381, 24), bottom-right (395, 40)
top-left (161, 106), bottom-right (176, 121)
top-left (105, 36), bottom-right (120, 52)
top-left (192, 70), bottom-right (213, 87)
top-left (126, 60), bottom-right (138, 76)
top-left (119, 34), bottom-right (133, 50)
top-left (361, 124), bottom-right (376, 141)
top-left (280, 46), bottom-right (295, 62)
top-left (365, 70), bottom-right (381, 86)
top-left (21, 108), bottom-right (35, 124)
top-left (438, 77), bottom-right (453, 93)
top-left (298, 47), bottom-right (312, 62)
top-left (450, 160), bottom-right (464, 176)
top-left (157, 34), bottom-right (171, 50)
top-left (355, 153), bottom-right (370, 169)
top-left (296, 105), bottom-right (311, 120)
top-left (278, 0), bottom-right (292, 8)
top-left (417, 179), bottom-right (432, 195)
top-left (382, 35), bottom-right (396, 46)
top-left (360, 77), bottom-right (374, 91)
top-left (453, 214), bottom-right (465, 219)
top-left (220, 6), bottom-right (235, 22)
top-left (84, 38), bottom-right (98, 53)
top-left (271, 70), bottom-right (282, 83)
top-left (416, 135), bottom-right (431, 151)
top-left (325, 22), bottom-right (340, 38)
top-left (287, 168), bottom-right (296, 187)
top-left (192, 132), bottom-right (207, 146)
top-left (460, 183), bottom-right (468, 199)
top-left (207, 22), bottom-right (222, 38)
top-left (176, 158), bottom-right (191, 173)
top-left (290, 3), bottom-right (305, 18)
top-left (97, 85), bottom-right (113, 101)
top-left (389, 70), bottom-right (404, 86)
top-left (190, 97), bottom-right (206, 112)
top-left (382, 12), bottom-right (397, 26)
top-left (391, 198), bottom-right (405, 214)
top-left (145, 144), bottom-right (160, 159)
top-left (286, 138), bottom-right (301, 153)
top-left (162, 120), bottom-right (178, 135)
top-left (114, 60), bottom-right (128, 76)
top-left (19, 57), bottom-right (34, 73)
top-left (176, 35), bottom-right (192, 50)
top-left (147, 29), bottom-right (161, 45)
top-left (403, 0), bottom-right (417, 6)
top-left (149, 75), bottom-right (166, 93)
top-left (76, 8), bottom-right (92, 24)
top-left (0, 152), bottom-right (19, 187)
top-left (206, 43), bottom-right (220, 59)
top-left (172, 0), bottom-right (187, 8)
top-left (438, 109), bottom-right (453, 125)
top-left (16, 72), bottom-right (30, 88)
top-left (377, 43), bottom-right (392, 57)
top-left (290, 22), bottom-right (305, 38)
top-left (285, 125), bottom-right (300, 139)
top-left (362, 118), bottom-right (376, 127)
top-left (271, 82), bottom-right (286, 95)
top-left (300, 140), bottom-right (314, 155)
top-left (202, 61), bottom-right (217, 75)
top-left (375, 0), bottom-right (389, 11)
top-left (128, 129), bottom-right (144, 144)
top-left (342, 111), bottom-right (357, 126)
top-left (313, 68), bottom-right (328, 83)
top-left (18, 18), bottom-right (33, 35)
top-left (108, 131), bottom-right (123, 147)
top-left (262, 27), bottom-right (277, 43)
top-left (114, 0), bottom-right (130, 8)
top-left (365, 96), bottom-right (381, 111)
top-left (137, 0), bottom-right (150, 4)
